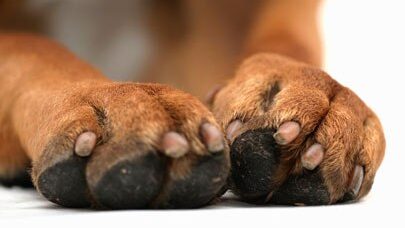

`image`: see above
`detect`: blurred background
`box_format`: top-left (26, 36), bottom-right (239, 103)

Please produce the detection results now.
top-left (0, 0), bottom-right (154, 81)
top-left (1, 0), bottom-right (404, 226)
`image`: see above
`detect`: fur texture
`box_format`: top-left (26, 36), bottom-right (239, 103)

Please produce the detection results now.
top-left (0, 0), bottom-right (385, 208)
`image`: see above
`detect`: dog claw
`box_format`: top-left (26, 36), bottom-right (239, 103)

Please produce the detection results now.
top-left (348, 165), bottom-right (364, 197)
top-left (301, 143), bottom-right (324, 170)
top-left (162, 132), bottom-right (189, 158)
top-left (74, 131), bottom-right (97, 157)
top-left (226, 120), bottom-right (243, 141)
top-left (273, 121), bottom-right (301, 145)
top-left (201, 123), bottom-right (224, 152)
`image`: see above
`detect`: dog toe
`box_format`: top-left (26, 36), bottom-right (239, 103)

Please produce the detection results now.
top-left (155, 152), bottom-right (229, 208)
top-left (230, 129), bottom-right (280, 203)
top-left (200, 123), bottom-right (225, 153)
top-left (271, 170), bottom-right (330, 205)
top-left (226, 120), bottom-right (243, 141)
top-left (273, 121), bottom-right (301, 145)
top-left (74, 131), bottom-right (97, 157)
top-left (88, 151), bottom-right (165, 209)
top-left (37, 155), bottom-right (90, 208)
top-left (162, 132), bottom-right (189, 158)
top-left (301, 143), bottom-right (324, 170)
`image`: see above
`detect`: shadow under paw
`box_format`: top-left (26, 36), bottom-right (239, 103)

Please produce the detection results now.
top-left (0, 170), bottom-right (33, 188)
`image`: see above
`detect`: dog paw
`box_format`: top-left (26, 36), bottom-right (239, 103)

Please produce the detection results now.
top-left (31, 83), bottom-right (229, 209)
top-left (211, 54), bottom-right (385, 205)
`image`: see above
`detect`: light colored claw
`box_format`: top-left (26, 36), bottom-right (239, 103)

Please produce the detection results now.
top-left (226, 120), bottom-right (243, 141)
top-left (162, 132), bottom-right (189, 158)
top-left (301, 143), bottom-right (324, 170)
top-left (74, 131), bottom-right (97, 157)
top-left (201, 123), bottom-right (225, 152)
top-left (273, 121), bottom-right (301, 145)
top-left (205, 84), bottom-right (223, 105)
top-left (348, 165), bottom-right (364, 197)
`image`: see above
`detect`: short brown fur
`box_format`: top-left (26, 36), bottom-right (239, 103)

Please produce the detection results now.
top-left (0, 0), bottom-right (385, 207)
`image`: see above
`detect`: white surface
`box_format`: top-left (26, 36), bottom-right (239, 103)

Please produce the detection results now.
top-left (1, 0), bottom-right (404, 226)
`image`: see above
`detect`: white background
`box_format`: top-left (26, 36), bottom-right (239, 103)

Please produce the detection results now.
top-left (1, 0), bottom-right (404, 227)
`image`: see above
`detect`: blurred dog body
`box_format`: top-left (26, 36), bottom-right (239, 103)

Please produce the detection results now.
top-left (0, 0), bottom-right (320, 98)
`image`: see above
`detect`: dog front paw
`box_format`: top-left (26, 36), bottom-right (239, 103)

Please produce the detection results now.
top-left (212, 53), bottom-right (385, 205)
top-left (32, 83), bottom-right (230, 209)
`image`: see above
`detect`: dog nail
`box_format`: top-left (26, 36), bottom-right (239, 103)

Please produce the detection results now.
top-left (162, 132), bottom-right (189, 158)
top-left (301, 143), bottom-right (324, 170)
top-left (201, 123), bottom-right (225, 152)
top-left (75, 131), bottom-right (97, 157)
top-left (205, 84), bottom-right (223, 105)
top-left (273, 121), bottom-right (301, 145)
top-left (226, 120), bottom-right (243, 141)
top-left (349, 165), bottom-right (364, 197)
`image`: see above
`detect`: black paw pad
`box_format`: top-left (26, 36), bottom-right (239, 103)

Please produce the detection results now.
top-left (270, 170), bottom-right (330, 205)
top-left (91, 153), bottom-right (165, 209)
top-left (37, 156), bottom-right (90, 208)
top-left (230, 129), bottom-right (281, 202)
top-left (339, 192), bottom-right (356, 203)
top-left (159, 152), bottom-right (229, 209)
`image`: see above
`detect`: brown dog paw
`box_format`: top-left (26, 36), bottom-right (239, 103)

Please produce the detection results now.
top-left (31, 83), bottom-right (230, 209)
top-left (211, 53), bottom-right (385, 205)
